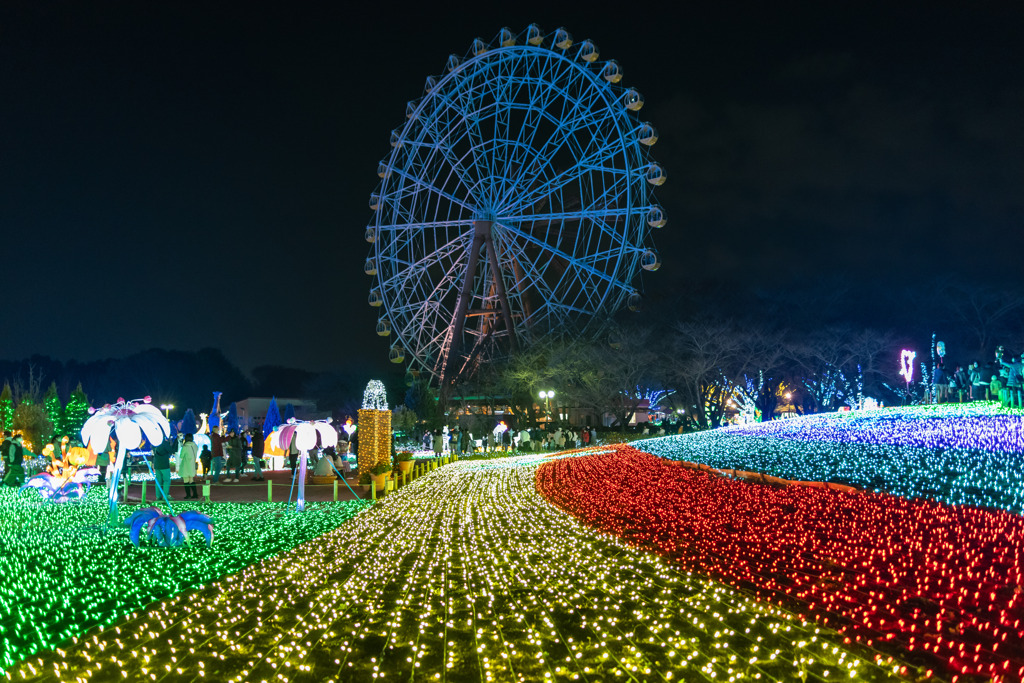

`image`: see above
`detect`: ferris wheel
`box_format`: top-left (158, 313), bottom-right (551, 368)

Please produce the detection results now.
top-left (365, 24), bottom-right (665, 387)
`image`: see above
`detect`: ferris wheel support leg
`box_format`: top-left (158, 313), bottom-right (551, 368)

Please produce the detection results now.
top-left (481, 231), bottom-right (518, 352)
top-left (444, 221), bottom-right (488, 384)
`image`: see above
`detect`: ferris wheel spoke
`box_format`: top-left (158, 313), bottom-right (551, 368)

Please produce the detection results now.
top-left (385, 165), bottom-right (476, 214)
top-left (499, 207), bottom-right (634, 224)
top-left (498, 139), bottom-right (627, 216)
top-left (431, 88), bottom-right (499, 201)
top-left (379, 239), bottom-right (470, 292)
top-left (375, 218), bottom-right (476, 232)
top-left (504, 210), bottom-right (635, 254)
top-left (496, 91), bottom-right (609, 208)
top-left (496, 221), bottom-right (631, 291)
top-left (492, 237), bottom-right (567, 323)
top-left (401, 127), bottom-right (482, 205)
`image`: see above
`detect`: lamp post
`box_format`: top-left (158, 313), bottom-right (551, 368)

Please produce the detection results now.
top-left (160, 403), bottom-right (175, 419)
top-left (539, 390), bottom-right (555, 421)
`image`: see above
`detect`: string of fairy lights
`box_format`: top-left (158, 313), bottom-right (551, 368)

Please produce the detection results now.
top-left (635, 403), bottom-right (1024, 513)
top-left (0, 487), bottom-right (368, 672)
top-left (537, 446), bottom-right (1024, 682)
top-left (8, 456), bottom-right (902, 682)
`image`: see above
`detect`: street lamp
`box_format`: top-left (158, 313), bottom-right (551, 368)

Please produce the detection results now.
top-left (539, 390), bottom-right (555, 420)
top-left (160, 403), bottom-right (175, 419)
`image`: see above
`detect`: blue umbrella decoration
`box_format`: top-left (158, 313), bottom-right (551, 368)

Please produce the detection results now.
top-left (226, 402), bottom-right (239, 434)
top-left (263, 397), bottom-right (282, 439)
top-left (179, 408), bottom-right (198, 435)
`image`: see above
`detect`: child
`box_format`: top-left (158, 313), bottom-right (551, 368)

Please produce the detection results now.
top-left (200, 445), bottom-right (212, 480)
top-left (989, 375), bottom-right (1002, 403)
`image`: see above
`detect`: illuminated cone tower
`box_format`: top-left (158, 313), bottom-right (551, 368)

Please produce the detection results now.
top-left (357, 380), bottom-right (391, 475)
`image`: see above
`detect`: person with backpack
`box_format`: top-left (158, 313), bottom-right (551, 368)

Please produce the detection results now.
top-left (0, 431), bottom-right (13, 485)
top-left (150, 437), bottom-right (175, 501)
top-left (2, 434), bottom-right (26, 487)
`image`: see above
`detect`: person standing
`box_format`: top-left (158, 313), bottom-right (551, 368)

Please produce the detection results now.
top-left (94, 437), bottom-right (111, 484)
top-left (1, 432), bottom-right (24, 487)
top-left (518, 427), bottom-right (530, 453)
top-left (989, 374), bottom-right (1003, 403)
top-left (178, 433), bottom-right (199, 499)
top-left (933, 352), bottom-right (948, 403)
top-left (0, 431), bottom-right (12, 485)
top-left (200, 443), bottom-right (212, 480)
top-left (969, 362), bottom-right (984, 401)
top-left (249, 428), bottom-right (265, 480)
top-left (1001, 356), bottom-right (1024, 409)
top-left (226, 431), bottom-right (243, 482)
top-left (210, 431), bottom-right (225, 484)
top-left (288, 436), bottom-right (299, 475)
top-left (151, 437), bottom-right (175, 501)
top-left (432, 429), bottom-right (443, 456)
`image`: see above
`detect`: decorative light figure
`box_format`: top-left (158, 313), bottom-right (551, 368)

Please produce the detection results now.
top-left (271, 418), bottom-right (338, 512)
top-left (80, 396), bottom-right (170, 523)
top-left (358, 380), bottom-right (392, 476)
top-left (899, 349), bottom-right (916, 385)
top-left (362, 380), bottom-right (388, 411)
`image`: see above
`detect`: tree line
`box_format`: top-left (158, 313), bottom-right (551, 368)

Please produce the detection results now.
top-left (437, 277), bottom-right (1024, 431)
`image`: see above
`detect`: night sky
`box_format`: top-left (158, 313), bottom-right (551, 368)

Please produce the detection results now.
top-left (2, 1), bottom-right (1022, 375)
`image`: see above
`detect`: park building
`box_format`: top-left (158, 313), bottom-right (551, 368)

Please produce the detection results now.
top-left (234, 397), bottom-right (330, 431)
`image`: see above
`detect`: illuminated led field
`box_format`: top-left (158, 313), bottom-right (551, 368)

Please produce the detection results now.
top-left (0, 488), bottom-right (369, 672)
top-left (538, 446), bottom-right (1024, 682)
top-left (8, 457), bottom-right (901, 682)
top-left (635, 404), bottom-right (1024, 512)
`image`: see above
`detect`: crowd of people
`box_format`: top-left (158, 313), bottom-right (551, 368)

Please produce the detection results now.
top-left (931, 343), bottom-right (1024, 408)
top-left (419, 424), bottom-right (601, 455)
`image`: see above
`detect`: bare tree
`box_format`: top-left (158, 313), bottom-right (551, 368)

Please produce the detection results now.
top-left (490, 342), bottom-right (559, 428)
top-left (12, 363), bottom-right (45, 405)
top-left (554, 327), bottom-right (659, 429)
top-left (667, 319), bottom-right (744, 429)
top-left (938, 281), bottom-right (1024, 360)
top-left (732, 326), bottom-right (793, 420)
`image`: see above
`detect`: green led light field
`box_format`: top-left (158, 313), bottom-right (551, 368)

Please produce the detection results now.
top-left (0, 487), bottom-right (369, 673)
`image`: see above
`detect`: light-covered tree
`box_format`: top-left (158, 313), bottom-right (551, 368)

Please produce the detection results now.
top-left (62, 383), bottom-right (91, 440)
top-left (0, 383), bottom-right (13, 432)
top-left (43, 381), bottom-right (62, 442)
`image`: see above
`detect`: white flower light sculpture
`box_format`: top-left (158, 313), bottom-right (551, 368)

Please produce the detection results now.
top-left (271, 418), bottom-right (338, 512)
top-left (80, 396), bottom-right (170, 523)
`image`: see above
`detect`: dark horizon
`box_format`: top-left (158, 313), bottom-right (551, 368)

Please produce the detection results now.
top-left (2, 0), bottom-right (1021, 375)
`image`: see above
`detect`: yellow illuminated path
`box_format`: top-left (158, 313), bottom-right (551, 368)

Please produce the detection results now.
top-left (13, 455), bottom-right (904, 682)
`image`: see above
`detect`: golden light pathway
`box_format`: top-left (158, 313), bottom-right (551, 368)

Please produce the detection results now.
top-left (12, 455), bottom-right (905, 682)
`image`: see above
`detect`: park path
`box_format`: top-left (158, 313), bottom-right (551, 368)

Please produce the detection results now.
top-left (13, 454), bottom-right (902, 682)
